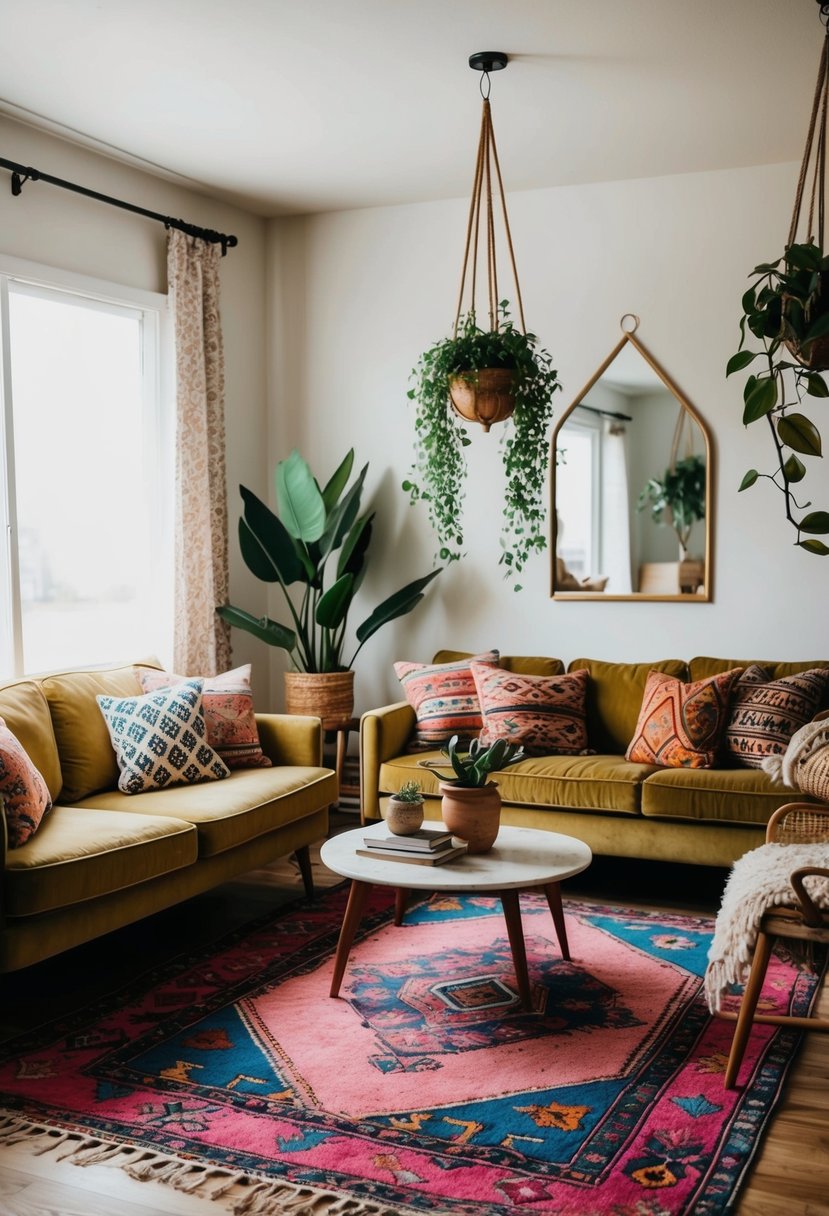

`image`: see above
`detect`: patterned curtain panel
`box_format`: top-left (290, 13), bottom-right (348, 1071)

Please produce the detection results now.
top-left (167, 230), bottom-right (231, 675)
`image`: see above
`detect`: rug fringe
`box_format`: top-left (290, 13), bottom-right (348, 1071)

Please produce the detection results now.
top-left (0, 1111), bottom-right (406, 1214)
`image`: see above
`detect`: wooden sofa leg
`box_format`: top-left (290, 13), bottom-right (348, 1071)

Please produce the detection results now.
top-left (724, 929), bottom-right (774, 1089)
top-left (295, 845), bottom-right (314, 901)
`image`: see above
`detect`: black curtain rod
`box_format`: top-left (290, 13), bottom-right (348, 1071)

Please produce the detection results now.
top-left (0, 156), bottom-right (238, 255)
top-left (576, 403), bottom-right (633, 422)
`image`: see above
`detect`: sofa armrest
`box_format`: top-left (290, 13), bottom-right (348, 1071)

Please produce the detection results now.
top-left (360, 702), bottom-right (416, 823)
top-left (255, 713), bottom-right (323, 767)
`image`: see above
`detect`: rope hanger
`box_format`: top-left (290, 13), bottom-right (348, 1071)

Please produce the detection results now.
top-left (789, 5), bottom-right (829, 248)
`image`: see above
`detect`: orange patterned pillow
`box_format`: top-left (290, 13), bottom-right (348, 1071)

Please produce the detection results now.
top-left (0, 717), bottom-right (52, 847)
top-left (626, 668), bottom-right (741, 768)
top-left (471, 663), bottom-right (589, 755)
top-left (723, 664), bottom-right (829, 768)
top-left (394, 651), bottom-right (499, 747)
top-left (139, 664), bottom-right (271, 769)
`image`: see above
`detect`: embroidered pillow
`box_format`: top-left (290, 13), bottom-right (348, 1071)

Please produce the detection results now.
top-left (626, 668), bottom-right (741, 768)
top-left (723, 664), bottom-right (829, 769)
top-left (138, 664), bottom-right (271, 769)
top-left (394, 650), bottom-right (499, 747)
top-left (472, 663), bottom-right (589, 756)
top-left (0, 718), bottom-right (52, 847)
top-left (97, 679), bottom-right (230, 795)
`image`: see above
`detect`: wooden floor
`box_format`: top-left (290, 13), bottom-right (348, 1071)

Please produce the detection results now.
top-left (1, 815), bottom-right (827, 1215)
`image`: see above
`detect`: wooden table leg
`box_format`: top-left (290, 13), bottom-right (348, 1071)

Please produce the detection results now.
top-left (329, 880), bottom-right (371, 998)
top-left (499, 889), bottom-right (532, 1010)
top-left (544, 882), bottom-right (571, 961)
top-left (294, 844), bottom-right (314, 901)
top-left (394, 888), bottom-right (408, 926)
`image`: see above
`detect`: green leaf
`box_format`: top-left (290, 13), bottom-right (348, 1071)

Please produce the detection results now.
top-left (798, 538), bottom-right (829, 555)
top-left (783, 454), bottom-right (807, 483)
top-left (355, 569), bottom-right (441, 645)
top-left (239, 487), bottom-right (306, 584)
top-left (321, 449), bottom-right (354, 513)
top-left (799, 510), bottom-right (829, 534)
top-left (337, 512), bottom-right (374, 585)
top-left (777, 413), bottom-right (823, 457)
top-left (806, 372), bottom-right (829, 397)
top-left (802, 312), bottom-right (829, 345)
top-left (315, 573), bottom-right (354, 629)
top-left (726, 350), bottom-right (758, 376)
top-left (741, 287), bottom-right (756, 314)
top-left (738, 469), bottom-right (759, 491)
top-left (216, 605), bottom-right (296, 652)
top-left (742, 376), bottom-right (778, 424)
top-left (320, 463), bottom-right (367, 557)
top-left (275, 450), bottom-right (326, 542)
top-left (785, 244), bottom-right (822, 271)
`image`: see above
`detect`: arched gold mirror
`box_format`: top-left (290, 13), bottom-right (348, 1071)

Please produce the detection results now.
top-left (551, 317), bottom-right (713, 601)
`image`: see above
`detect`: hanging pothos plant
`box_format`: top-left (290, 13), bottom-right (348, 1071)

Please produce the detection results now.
top-left (404, 304), bottom-right (559, 582)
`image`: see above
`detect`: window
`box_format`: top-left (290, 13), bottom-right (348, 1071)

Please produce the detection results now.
top-left (555, 414), bottom-right (601, 579)
top-left (0, 258), bottom-right (172, 677)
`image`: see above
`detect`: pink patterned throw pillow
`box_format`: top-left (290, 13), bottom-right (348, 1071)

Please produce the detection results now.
top-left (471, 663), bottom-right (589, 756)
top-left (139, 664), bottom-right (271, 769)
top-left (394, 651), bottom-right (500, 747)
top-left (0, 717), bottom-right (52, 848)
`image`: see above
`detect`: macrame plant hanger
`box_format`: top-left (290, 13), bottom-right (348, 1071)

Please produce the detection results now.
top-left (448, 52), bottom-right (527, 432)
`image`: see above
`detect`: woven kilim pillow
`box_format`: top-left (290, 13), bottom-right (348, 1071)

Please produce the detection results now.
top-left (626, 668), bottom-right (741, 768)
top-left (394, 650), bottom-right (499, 748)
top-left (723, 663), bottom-right (829, 769)
top-left (97, 679), bottom-right (229, 795)
top-left (471, 663), bottom-right (589, 755)
top-left (0, 717), bottom-right (52, 847)
top-left (138, 664), bottom-right (271, 770)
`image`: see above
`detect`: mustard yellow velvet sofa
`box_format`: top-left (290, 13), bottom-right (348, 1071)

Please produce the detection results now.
top-left (360, 652), bottom-right (828, 870)
top-left (0, 660), bottom-right (337, 972)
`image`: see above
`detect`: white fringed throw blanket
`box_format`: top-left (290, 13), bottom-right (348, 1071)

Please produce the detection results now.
top-left (705, 841), bottom-right (829, 1012)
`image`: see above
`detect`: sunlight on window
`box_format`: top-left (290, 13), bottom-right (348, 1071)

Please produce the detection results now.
top-left (9, 289), bottom-right (159, 672)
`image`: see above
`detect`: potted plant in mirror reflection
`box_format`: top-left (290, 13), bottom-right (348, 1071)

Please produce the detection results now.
top-left (728, 241), bottom-right (829, 555)
top-left (403, 303), bottom-right (560, 588)
top-left (637, 454), bottom-right (706, 560)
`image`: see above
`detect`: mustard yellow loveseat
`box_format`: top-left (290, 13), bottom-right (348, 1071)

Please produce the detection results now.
top-left (0, 660), bottom-right (337, 972)
top-left (360, 652), bottom-right (828, 870)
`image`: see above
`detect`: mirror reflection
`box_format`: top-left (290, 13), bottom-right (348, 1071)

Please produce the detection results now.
top-left (552, 329), bottom-right (711, 600)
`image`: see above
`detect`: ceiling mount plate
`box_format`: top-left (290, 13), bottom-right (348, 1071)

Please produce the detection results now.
top-left (469, 52), bottom-right (508, 73)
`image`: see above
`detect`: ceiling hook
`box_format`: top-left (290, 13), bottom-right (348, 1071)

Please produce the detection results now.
top-left (468, 51), bottom-right (509, 103)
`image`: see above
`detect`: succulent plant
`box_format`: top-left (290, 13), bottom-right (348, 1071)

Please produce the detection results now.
top-left (434, 735), bottom-right (525, 789)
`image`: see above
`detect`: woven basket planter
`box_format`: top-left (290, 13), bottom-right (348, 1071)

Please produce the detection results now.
top-left (784, 333), bottom-right (829, 372)
top-left (449, 368), bottom-right (515, 432)
top-left (284, 670), bottom-right (354, 730)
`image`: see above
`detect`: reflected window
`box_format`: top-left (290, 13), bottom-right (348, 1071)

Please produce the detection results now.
top-left (556, 415), bottom-right (600, 579)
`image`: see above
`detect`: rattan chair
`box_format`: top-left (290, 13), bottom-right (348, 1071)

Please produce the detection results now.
top-left (720, 802), bottom-right (829, 1089)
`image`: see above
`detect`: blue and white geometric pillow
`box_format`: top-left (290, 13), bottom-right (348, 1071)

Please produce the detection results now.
top-left (97, 678), bottom-right (230, 795)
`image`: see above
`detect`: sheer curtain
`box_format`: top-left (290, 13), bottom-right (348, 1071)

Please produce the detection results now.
top-left (600, 420), bottom-right (633, 594)
top-left (167, 230), bottom-right (231, 675)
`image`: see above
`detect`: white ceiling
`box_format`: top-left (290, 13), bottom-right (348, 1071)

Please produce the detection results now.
top-left (0, 0), bottom-right (823, 217)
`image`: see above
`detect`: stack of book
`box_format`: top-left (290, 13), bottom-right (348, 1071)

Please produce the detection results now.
top-left (358, 827), bottom-right (467, 865)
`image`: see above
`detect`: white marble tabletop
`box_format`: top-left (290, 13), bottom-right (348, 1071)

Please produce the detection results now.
top-left (320, 824), bottom-right (592, 891)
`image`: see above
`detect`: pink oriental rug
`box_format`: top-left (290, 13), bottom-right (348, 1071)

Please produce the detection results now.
top-left (0, 887), bottom-right (821, 1215)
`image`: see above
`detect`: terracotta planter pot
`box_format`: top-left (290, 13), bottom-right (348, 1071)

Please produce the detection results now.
top-left (449, 368), bottom-right (515, 432)
top-left (439, 781), bottom-right (501, 853)
top-left (784, 333), bottom-right (829, 371)
top-left (386, 797), bottom-right (425, 836)
top-left (284, 670), bottom-right (354, 730)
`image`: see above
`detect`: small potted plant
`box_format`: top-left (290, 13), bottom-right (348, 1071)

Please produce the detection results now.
top-left (423, 735), bottom-right (525, 853)
top-left (637, 454), bottom-right (706, 560)
top-left (404, 304), bottom-right (560, 582)
top-left (386, 779), bottom-right (425, 836)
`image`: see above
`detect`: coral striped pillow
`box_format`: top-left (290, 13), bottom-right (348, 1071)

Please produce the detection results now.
top-left (394, 651), bottom-right (499, 747)
top-left (471, 663), bottom-right (589, 755)
top-left (723, 664), bottom-right (829, 768)
top-left (626, 668), bottom-right (741, 768)
top-left (0, 717), bottom-right (52, 848)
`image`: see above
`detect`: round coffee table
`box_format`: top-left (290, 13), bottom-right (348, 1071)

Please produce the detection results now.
top-left (320, 824), bottom-right (592, 1009)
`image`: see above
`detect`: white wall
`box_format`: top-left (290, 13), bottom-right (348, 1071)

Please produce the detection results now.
top-left (267, 159), bottom-right (829, 713)
top-left (0, 117), bottom-right (271, 697)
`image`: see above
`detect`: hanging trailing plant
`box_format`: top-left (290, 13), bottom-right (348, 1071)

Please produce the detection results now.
top-left (403, 54), bottom-right (560, 586)
top-left (728, 18), bottom-right (829, 555)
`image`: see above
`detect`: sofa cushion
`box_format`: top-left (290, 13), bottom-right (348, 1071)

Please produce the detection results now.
top-left (4, 806), bottom-right (197, 917)
top-left (723, 664), bottom-right (829, 768)
top-left (433, 651), bottom-right (565, 677)
top-left (0, 718), bottom-right (52, 847)
top-left (42, 661), bottom-right (158, 801)
top-left (626, 668), bottom-right (741, 769)
top-left (568, 658), bottom-right (689, 753)
top-left (641, 766), bottom-right (798, 827)
top-left (394, 651), bottom-right (499, 747)
top-left (0, 678), bottom-right (63, 801)
top-left (74, 765), bottom-right (337, 857)
top-left (380, 752), bottom-right (657, 816)
top-left (472, 663), bottom-right (589, 755)
top-left (689, 656), bottom-right (829, 686)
